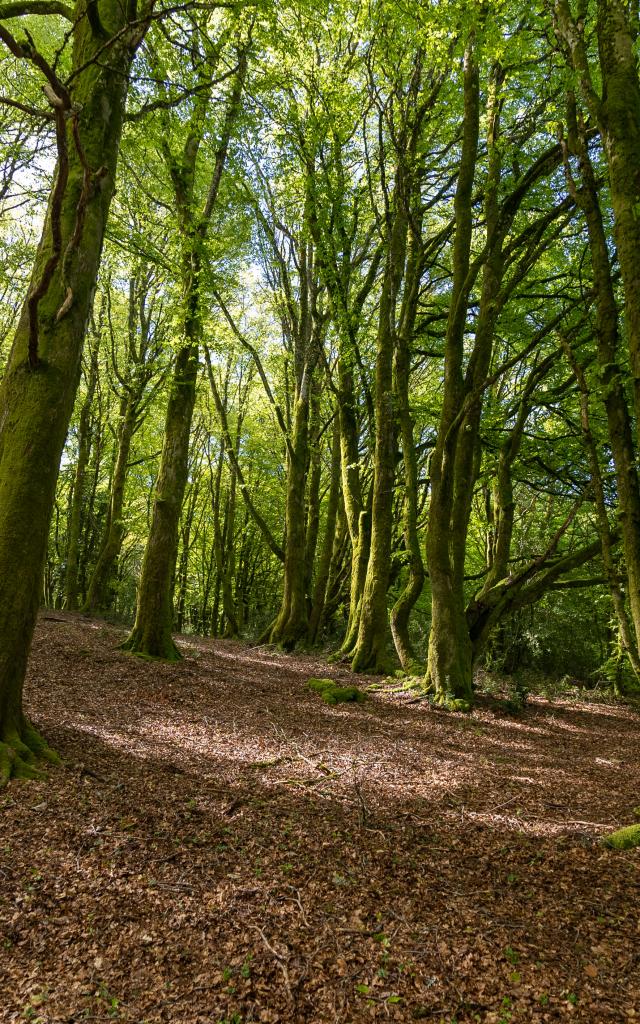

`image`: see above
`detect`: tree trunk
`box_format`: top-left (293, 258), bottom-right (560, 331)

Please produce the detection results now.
top-left (555, 0), bottom-right (640, 438)
top-left (82, 395), bottom-right (136, 614)
top-left (425, 40), bottom-right (480, 704)
top-left (337, 356), bottom-right (369, 657)
top-left (122, 343), bottom-right (198, 660)
top-left (124, 52), bottom-right (246, 659)
top-left (561, 338), bottom-right (640, 686)
top-left (64, 330), bottom-right (100, 610)
top-left (270, 387), bottom-right (313, 648)
top-left (351, 187), bottom-right (407, 672)
top-left (560, 95), bottom-right (640, 677)
top-left (0, 0), bottom-right (146, 782)
top-left (390, 215), bottom-right (425, 672)
top-left (308, 417), bottom-right (341, 643)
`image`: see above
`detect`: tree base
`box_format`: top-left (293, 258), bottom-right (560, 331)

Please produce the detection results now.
top-left (120, 629), bottom-right (182, 662)
top-left (350, 648), bottom-right (395, 675)
top-left (431, 692), bottom-right (473, 712)
top-left (268, 606), bottom-right (309, 652)
top-left (0, 719), bottom-right (60, 787)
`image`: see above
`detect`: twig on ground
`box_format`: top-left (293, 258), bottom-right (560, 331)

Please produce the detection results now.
top-left (252, 924), bottom-right (294, 1003)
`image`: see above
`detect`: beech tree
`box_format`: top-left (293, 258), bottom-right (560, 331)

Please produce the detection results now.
top-left (4, 0), bottom-right (640, 790)
top-left (0, 0), bottom-right (154, 782)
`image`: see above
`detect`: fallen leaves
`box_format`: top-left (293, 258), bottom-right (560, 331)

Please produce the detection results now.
top-left (0, 611), bottom-right (638, 1022)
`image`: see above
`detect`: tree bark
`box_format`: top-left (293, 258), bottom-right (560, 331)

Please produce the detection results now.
top-left (559, 93), bottom-right (640, 678)
top-left (124, 50), bottom-right (246, 659)
top-left (0, 0), bottom-right (148, 782)
top-left (308, 417), bottom-right (341, 643)
top-left (64, 328), bottom-right (100, 610)
top-left (390, 213), bottom-right (425, 672)
top-left (351, 182), bottom-right (407, 672)
top-left (425, 40), bottom-right (480, 704)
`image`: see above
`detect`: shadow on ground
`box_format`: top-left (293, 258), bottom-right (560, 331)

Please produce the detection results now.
top-left (1, 613), bottom-right (638, 1023)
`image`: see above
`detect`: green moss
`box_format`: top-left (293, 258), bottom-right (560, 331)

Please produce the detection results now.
top-left (308, 677), bottom-right (336, 692)
top-left (307, 678), bottom-right (367, 705)
top-left (432, 692), bottom-right (472, 712)
top-left (603, 823), bottom-right (640, 850)
top-left (0, 720), bottom-right (60, 787)
top-left (121, 648), bottom-right (181, 663)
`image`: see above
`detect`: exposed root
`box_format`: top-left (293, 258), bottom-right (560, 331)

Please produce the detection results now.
top-left (119, 631), bottom-right (182, 662)
top-left (0, 720), bottom-right (60, 787)
top-left (432, 692), bottom-right (473, 712)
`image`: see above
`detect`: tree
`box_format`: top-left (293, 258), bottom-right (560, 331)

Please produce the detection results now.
top-left (0, 0), bottom-right (153, 782)
top-left (123, 21), bottom-right (248, 659)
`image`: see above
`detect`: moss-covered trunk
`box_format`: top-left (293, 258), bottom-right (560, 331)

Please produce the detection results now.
top-left (561, 97), bottom-right (640, 680)
top-left (64, 331), bottom-right (100, 610)
top-left (308, 417), bottom-right (341, 643)
top-left (270, 388), bottom-right (313, 649)
top-left (83, 395), bottom-right (136, 615)
top-left (122, 342), bottom-right (198, 660)
top-left (562, 337), bottom-right (640, 685)
top-left (350, 164), bottom-right (410, 673)
top-left (304, 383), bottom-right (322, 604)
top-left (0, 0), bottom-right (145, 781)
top-left (124, 52), bottom-right (246, 659)
top-left (595, 1), bottom-right (640, 439)
top-left (390, 215), bottom-right (425, 673)
top-left (336, 356), bottom-right (369, 658)
top-left (424, 41), bottom-right (480, 704)
top-left (556, 0), bottom-right (640, 438)
top-left (269, 227), bottom-right (322, 650)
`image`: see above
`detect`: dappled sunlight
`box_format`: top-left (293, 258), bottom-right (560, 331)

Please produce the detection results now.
top-left (30, 616), bottom-right (640, 843)
top-left (6, 615), bottom-right (638, 1024)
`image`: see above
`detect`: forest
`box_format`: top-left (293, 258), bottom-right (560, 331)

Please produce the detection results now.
top-left (0, 0), bottom-right (639, 1021)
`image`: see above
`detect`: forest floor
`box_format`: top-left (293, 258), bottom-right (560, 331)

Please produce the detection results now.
top-left (1, 614), bottom-right (639, 1024)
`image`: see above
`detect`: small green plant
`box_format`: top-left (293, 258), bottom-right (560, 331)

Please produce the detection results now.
top-left (498, 995), bottom-right (512, 1023)
top-left (504, 946), bottom-right (519, 965)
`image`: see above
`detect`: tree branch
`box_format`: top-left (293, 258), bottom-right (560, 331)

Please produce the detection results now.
top-left (0, 1), bottom-right (73, 19)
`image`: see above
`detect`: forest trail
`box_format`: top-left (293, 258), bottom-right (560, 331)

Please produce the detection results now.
top-left (1, 615), bottom-right (639, 1023)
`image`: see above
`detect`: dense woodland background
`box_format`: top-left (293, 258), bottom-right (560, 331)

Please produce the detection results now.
top-left (3, 0), bottom-right (640, 730)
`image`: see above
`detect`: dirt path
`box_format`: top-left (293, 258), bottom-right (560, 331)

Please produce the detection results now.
top-left (1, 613), bottom-right (639, 1023)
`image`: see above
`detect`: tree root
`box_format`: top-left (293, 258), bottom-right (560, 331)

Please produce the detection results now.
top-left (0, 720), bottom-right (60, 787)
top-left (119, 631), bottom-right (182, 662)
top-left (431, 692), bottom-right (473, 712)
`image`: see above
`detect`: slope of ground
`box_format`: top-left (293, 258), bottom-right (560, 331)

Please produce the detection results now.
top-left (1, 613), bottom-right (639, 1023)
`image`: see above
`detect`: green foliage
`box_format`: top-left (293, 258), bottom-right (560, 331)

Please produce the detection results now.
top-left (2, 0), bottom-right (640, 740)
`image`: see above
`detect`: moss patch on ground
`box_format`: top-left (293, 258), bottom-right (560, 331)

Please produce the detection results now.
top-left (603, 822), bottom-right (640, 850)
top-left (307, 677), bottom-right (367, 705)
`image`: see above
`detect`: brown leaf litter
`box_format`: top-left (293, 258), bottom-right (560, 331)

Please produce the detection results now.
top-left (0, 612), bottom-right (638, 1023)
